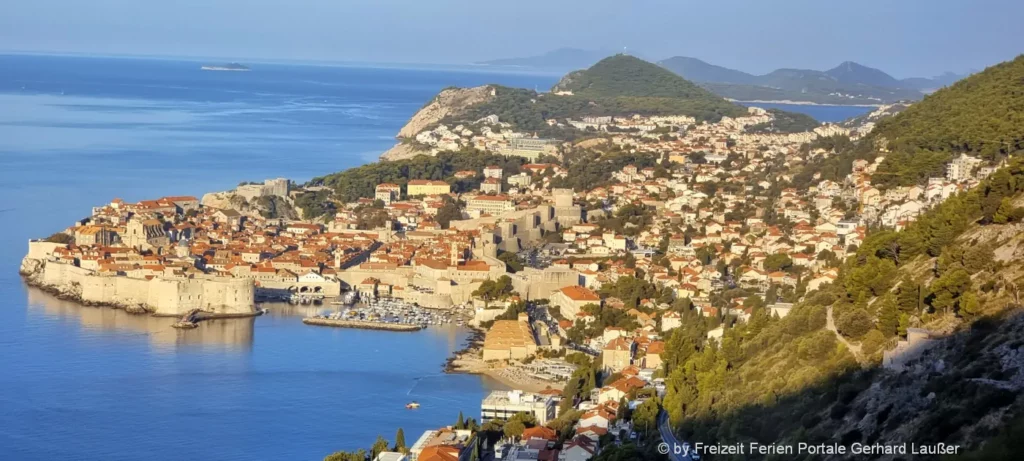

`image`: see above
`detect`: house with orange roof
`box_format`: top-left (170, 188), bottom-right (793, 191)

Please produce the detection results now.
top-left (551, 285), bottom-right (600, 319)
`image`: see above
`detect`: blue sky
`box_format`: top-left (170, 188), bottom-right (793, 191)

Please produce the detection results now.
top-left (1, 0), bottom-right (1020, 77)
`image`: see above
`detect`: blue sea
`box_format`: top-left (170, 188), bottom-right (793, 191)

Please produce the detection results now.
top-left (0, 54), bottom-right (867, 460)
top-left (737, 101), bottom-right (873, 122)
top-left (0, 54), bottom-right (559, 461)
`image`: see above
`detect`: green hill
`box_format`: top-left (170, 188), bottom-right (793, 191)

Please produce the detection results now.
top-left (442, 55), bottom-right (747, 134)
top-left (553, 54), bottom-right (729, 100)
top-left (871, 55), bottom-right (1024, 188)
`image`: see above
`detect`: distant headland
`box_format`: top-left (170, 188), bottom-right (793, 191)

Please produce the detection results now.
top-left (201, 63), bottom-right (250, 72)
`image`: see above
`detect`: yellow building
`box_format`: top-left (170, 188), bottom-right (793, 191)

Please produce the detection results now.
top-left (407, 180), bottom-right (451, 197)
top-left (482, 313), bottom-right (537, 362)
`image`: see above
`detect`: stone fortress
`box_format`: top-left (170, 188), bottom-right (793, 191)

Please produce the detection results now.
top-left (21, 241), bottom-right (256, 317)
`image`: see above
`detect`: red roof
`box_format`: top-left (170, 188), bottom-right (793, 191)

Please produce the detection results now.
top-left (559, 285), bottom-right (599, 302)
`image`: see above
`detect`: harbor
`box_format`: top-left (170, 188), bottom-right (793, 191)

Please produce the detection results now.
top-left (302, 295), bottom-right (472, 331)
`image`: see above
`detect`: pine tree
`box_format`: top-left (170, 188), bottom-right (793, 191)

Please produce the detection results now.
top-left (456, 411), bottom-right (465, 429)
top-left (877, 293), bottom-right (899, 337)
top-left (394, 428), bottom-right (407, 453)
top-left (898, 313), bottom-right (911, 338)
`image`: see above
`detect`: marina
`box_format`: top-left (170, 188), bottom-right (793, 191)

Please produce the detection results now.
top-left (305, 296), bottom-right (471, 329)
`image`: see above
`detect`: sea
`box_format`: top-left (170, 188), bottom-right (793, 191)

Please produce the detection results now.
top-left (0, 53), bottom-right (870, 460)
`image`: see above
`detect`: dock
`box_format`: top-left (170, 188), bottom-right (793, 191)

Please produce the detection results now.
top-left (302, 317), bottom-right (424, 332)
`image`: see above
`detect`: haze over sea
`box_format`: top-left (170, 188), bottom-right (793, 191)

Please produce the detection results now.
top-left (0, 54), bottom-right (869, 460)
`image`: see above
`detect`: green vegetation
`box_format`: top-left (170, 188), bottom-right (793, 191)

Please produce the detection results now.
top-left (310, 149), bottom-right (524, 203)
top-left (870, 55), bottom-right (1024, 188)
top-left (293, 189), bottom-right (335, 220)
top-left (551, 149), bottom-right (661, 192)
top-left (658, 158), bottom-right (1024, 453)
top-left (472, 275), bottom-right (515, 307)
top-left (256, 195), bottom-right (297, 219)
top-left (497, 251), bottom-right (524, 272)
top-left (551, 55), bottom-right (745, 121)
top-left (744, 109), bottom-right (819, 134)
top-left (393, 427), bottom-right (407, 453)
top-left (452, 56), bottom-right (748, 135)
top-left (323, 450), bottom-right (368, 461)
top-left (44, 232), bottom-right (73, 244)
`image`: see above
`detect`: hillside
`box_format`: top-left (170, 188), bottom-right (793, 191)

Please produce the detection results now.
top-left (653, 56), bottom-right (758, 85)
top-left (552, 55), bottom-right (734, 102)
top-left (825, 61), bottom-right (902, 88)
top-left (664, 157), bottom-right (1024, 459)
top-left (658, 56), bottom-right (926, 104)
top-left (447, 55), bottom-right (747, 133)
top-left (870, 55), bottom-right (1024, 188)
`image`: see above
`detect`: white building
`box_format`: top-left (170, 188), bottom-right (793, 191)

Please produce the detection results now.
top-left (481, 390), bottom-right (557, 425)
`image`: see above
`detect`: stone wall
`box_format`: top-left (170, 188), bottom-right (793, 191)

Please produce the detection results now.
top-left (23, 253), bottom-right (256, 317)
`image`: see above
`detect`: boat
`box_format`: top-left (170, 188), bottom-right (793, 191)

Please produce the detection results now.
top-left (406, 402), bottom-right (420, 409)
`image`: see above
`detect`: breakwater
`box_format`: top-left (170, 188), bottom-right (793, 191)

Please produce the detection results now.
top-left (301, 317), bottom-right (423, 331)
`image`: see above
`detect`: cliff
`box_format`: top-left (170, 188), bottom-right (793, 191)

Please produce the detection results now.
top-left (379, 85), bottom-right (495, 161)
top-left (379, 142), bottom-right (432, 162)
top-left (200, 191), bottom-right (297, 219)
top-left (21, 243), bottom-right (258, 317)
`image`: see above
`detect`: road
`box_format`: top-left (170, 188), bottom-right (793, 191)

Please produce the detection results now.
top-left (657, 410), bottom-right (693, 461)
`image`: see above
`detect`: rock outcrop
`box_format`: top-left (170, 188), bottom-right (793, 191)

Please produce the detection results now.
top-left (397, 85), bottom-right (494, 139)
top-left (379, 143), bottom-right (432, 162)
top-left (379, 85), bottom-right (495, 161)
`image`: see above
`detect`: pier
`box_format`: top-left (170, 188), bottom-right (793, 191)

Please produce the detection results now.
top-left (302, 317), bottom-right (424, 331)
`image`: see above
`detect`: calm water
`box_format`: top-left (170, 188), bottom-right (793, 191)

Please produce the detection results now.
top-left (0, 54), bottom-right (559, 461)
top-left (738, 101), bottom-right (874, 122)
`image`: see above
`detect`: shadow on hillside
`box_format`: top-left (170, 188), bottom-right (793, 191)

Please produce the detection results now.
top-left (657, 311), bottom-right (1024, 461)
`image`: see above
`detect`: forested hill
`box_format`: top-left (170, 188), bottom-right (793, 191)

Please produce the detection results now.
top-left (553, 55), bottom-right (728, 101)
top-left (437, 55), bottom-right (748, 137)
top-left (661, 157), bottom-right (1024, 459)
top-left (871, 55), bottom-right (1024, 188)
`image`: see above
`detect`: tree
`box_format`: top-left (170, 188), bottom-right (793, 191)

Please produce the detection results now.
top-left (436, 197), bottom-right (464, 229)
top-left (498, 251), bottom-right (524, 273)
top-left (473, 275), bottom-right (514, 306)
top-left (876, 293), bottom-right (899, 337)
top-left (504, 419), bottom-right (526, 441)
top-left (371, 435), bottom-right (389, 460)
top-left (836, 308), bottom-right (873, 340)
top-left (394, 428), bottom-right (407, 453)
top-left (456, 411), bottom-right (465, 429)
top-left (324, 450), bottom-right (368, 461)
top-left (632, 398), bottom-right (660, 436)
top-left (763, 254), bottom-right (793, 273)
top-left (929, 268), bottom-right (972, 314)
top-left (617, 396), bottom-right (630, 421)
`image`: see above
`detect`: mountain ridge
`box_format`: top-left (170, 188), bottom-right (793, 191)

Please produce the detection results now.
top-left (659, 56), bottom-right (927, 104)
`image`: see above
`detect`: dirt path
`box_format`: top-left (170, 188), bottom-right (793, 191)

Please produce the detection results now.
top-left (827, 306), bottom-right (864, 362)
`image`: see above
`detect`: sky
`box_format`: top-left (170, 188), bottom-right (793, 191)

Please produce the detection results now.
top-left (1, 0), bottom-right (1021, 77)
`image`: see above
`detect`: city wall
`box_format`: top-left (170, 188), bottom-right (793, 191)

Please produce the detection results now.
top-left (23, 246), bottom-right (256, 317)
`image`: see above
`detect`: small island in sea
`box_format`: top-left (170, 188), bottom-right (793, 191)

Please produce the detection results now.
top-left (201, 62), bottom-right (250, 72)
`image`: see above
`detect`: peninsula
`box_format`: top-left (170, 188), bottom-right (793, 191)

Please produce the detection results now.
top-left (19, 53), bottom-right (1024, 461)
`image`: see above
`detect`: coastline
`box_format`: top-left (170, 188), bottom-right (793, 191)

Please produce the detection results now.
top-left (444, 326), bottom-right (562, 394)
top-left (729, 98), bottom-right (882, 107)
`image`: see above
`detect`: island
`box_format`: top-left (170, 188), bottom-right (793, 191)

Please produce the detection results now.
top-left (201, 62), bottom-right (251, 72)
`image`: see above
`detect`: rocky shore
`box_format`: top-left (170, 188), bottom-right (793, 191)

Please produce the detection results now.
top-left (20, 258), bottom-right (152, 314)
top-left (444, 326), bottom-right (561, 393)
